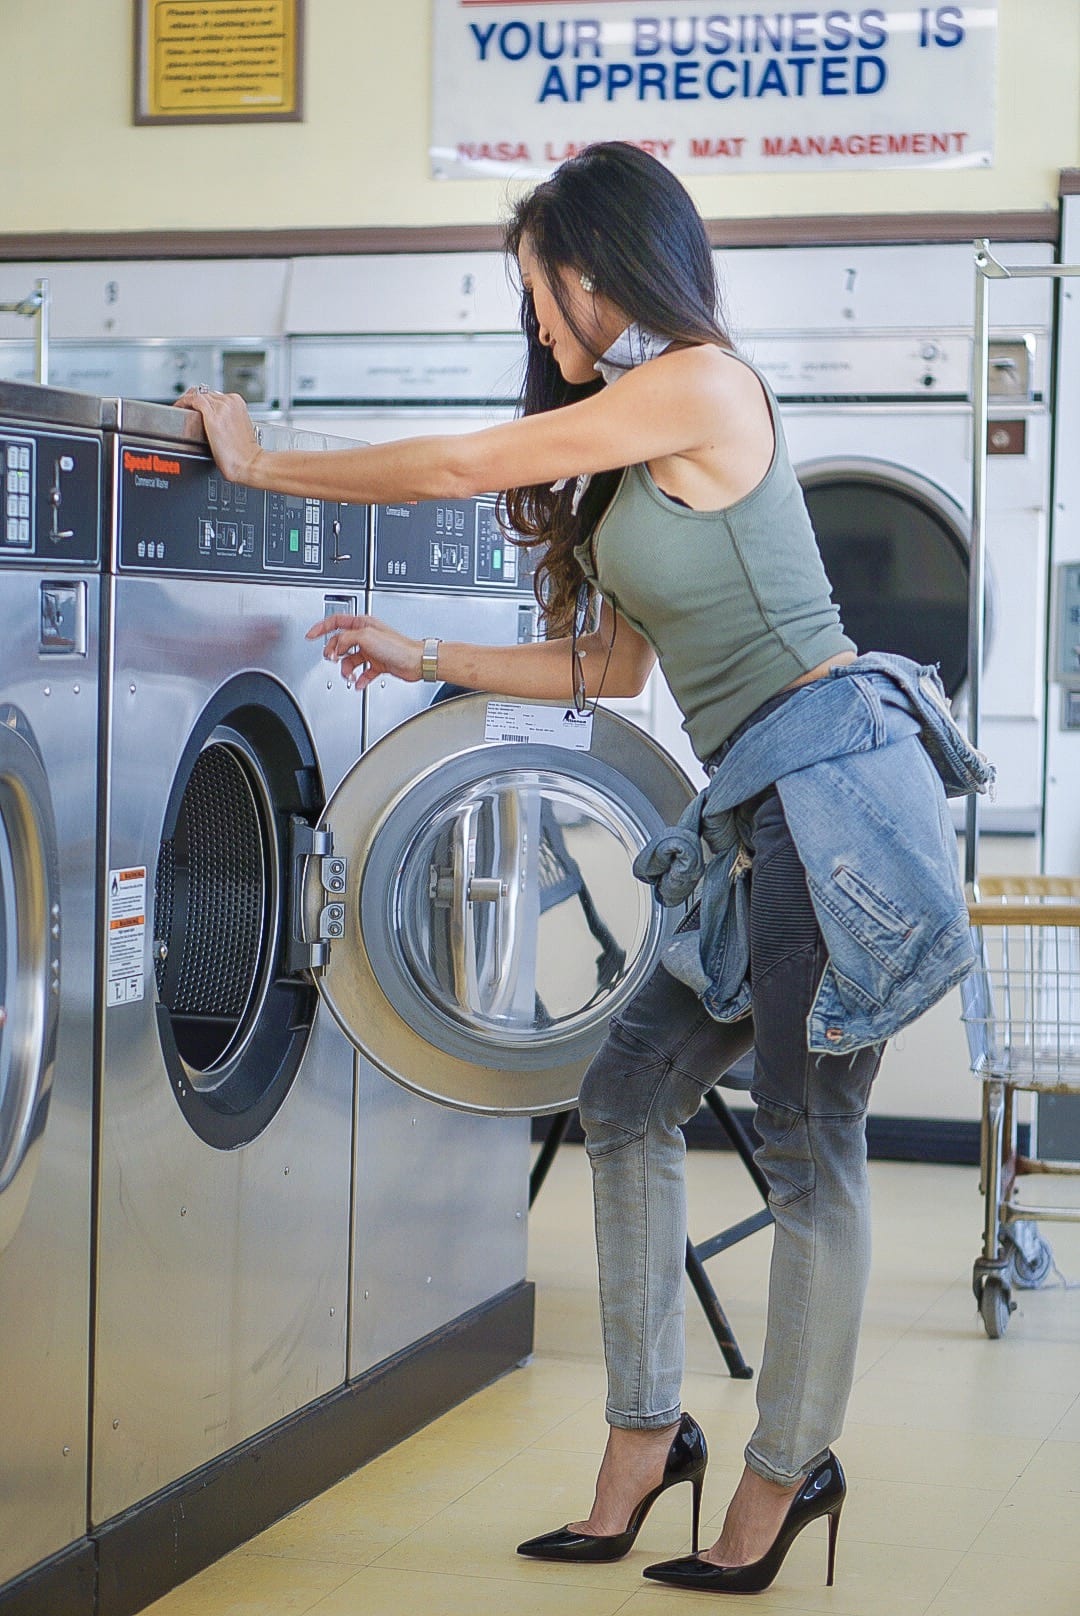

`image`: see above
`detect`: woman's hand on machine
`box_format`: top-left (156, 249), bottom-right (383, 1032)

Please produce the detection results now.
top-left (306, 612), bottom-right (424, 691)
top-left (173, 387), bottom-right (263, 485)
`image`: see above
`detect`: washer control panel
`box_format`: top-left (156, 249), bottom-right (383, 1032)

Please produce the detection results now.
top-left (0, 426), bottom-right (102, 565)
top-left (374, 498), bottom-right (533, 593)
top-left (116, 441), bottom-right (368, 582)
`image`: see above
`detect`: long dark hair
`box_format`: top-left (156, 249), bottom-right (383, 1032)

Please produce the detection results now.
top-left (501, 141), bottom-right (734, 632)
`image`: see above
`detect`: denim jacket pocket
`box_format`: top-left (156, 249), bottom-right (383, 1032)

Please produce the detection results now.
top-left (809, 865), bottom-right (914, 985)
top-left (831, 864), bottom-right (914, 940)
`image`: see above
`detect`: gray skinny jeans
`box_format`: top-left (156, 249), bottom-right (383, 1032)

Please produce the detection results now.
top-left (577, 786), bottom-right (884, 1487)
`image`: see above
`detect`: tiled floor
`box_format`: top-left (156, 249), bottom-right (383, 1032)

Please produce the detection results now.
top-left (142, 1144), bottom-right (1080, 1616)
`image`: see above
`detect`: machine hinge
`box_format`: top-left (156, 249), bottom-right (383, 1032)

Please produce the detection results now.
top-left (286, 816), bottom-right (349, 974)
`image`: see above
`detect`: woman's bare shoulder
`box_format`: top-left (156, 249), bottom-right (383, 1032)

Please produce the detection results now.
top-left (647, 343), bottom-right (766, 419)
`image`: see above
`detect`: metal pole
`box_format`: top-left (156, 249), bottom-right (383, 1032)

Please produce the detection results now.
top-left (966, 244), bottom-right (992, 889)
top-left (33, 278), bottom-right (49, 385)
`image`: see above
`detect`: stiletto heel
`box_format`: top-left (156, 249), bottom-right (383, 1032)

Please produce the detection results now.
top-left (690, 1471), bottom-right (704, 1554)
top-left (642, 1450), bottom-right (847, 1595)
top-left (826, 1500), bottom-right (842, 1586)
top-left (516, 1412), bottom-right (708, 1564)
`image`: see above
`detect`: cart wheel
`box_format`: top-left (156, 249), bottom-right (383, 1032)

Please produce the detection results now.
top-left (978, 1277), bottom-right (1014, 1339)
top-left (1002, 1222), bottom-right (1055, 1290)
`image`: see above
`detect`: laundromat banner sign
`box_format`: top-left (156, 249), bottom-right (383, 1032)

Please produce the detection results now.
top-left (430, 3), bottom-right (996, 178)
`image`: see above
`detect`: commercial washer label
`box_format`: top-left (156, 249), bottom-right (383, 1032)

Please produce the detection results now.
top-left (484, 700), bottom-right (592, 751)
top-left (106, 866), bottom-right (146, 1006)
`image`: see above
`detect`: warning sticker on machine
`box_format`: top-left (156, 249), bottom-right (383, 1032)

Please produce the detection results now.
top-left (484, 701), bottom-right (593, 752)
top-left (106, 867), bottom-right (146, 1006)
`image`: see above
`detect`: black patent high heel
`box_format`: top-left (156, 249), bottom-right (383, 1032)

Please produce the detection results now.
top-left (642, 1450), bottom-right (846, 1594)
top-left (516, 1412), bottom-right (708, 1564)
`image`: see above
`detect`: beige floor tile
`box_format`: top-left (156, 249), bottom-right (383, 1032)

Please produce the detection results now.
top-left (966, 1486), bottom-right (1080, 1563)
top-left (863, 1342), bottom-right (1080, 1408)
top-left (926, 1551), bottom-right (1079, 1616)
top-left (843, 1368), bottom-right (1073, 1441)
top-left (304, 1565), bottom-right (634, 1616)
top-left (137, 1552), bottom-right (354, 1616)
top-left (1050, 1393), bottom-right (1080, 1441)
top-left (1010, 1437), bottom-right (1080, 1493)
top-left (836, 1422), bottom-right (1040, 1492)
top-left (242, 1437), bottom-right (515, 1561)
top-left (839, 1477), bottom-right (1001, 1553)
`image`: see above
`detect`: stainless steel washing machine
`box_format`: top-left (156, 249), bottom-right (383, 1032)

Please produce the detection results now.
top-left (0, 381), bottom-right (103, 1606)
top-left (298, 672), bottom-right (695, 1376)
top-left (91, 401), bottom-right (368, 1526)
top-left (309, 498), bottom-right (695, 1377)
top-left (342, 496), bottom-right (540, 1376)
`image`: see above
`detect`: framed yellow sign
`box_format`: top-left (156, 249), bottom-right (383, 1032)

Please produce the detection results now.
top-left (134, 0), bottom-right (303, 124)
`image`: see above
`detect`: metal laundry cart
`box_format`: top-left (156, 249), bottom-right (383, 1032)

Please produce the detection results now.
top-left (962, 877), bottom-right (1080, 1337)
top-left (963, 242), bottom-right (1080, 1338)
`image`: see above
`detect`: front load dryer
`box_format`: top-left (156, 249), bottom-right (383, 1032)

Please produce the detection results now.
top-left (0, 381), bottom-right (103, 1611)
top-left (721, 241), bottom-right (1056, 839)
top-left (91, 401), bottom-right (368, 1526)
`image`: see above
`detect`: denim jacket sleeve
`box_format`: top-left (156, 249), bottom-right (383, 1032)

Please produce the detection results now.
top-left (633, 655), bottom-right (993, 1053)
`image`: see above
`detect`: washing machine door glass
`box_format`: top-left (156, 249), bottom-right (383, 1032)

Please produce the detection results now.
top-left (799, 459), bottom-right (974, 698)
top-left (305, 694), bottom-right (695, 1115)
top-left (0, 716), bottom-right (60, 1252)
top-left (151, 674), bottom-right (322, 1150)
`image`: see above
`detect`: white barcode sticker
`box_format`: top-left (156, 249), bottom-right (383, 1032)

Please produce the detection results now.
top-left (484, 701), bottom-right (593, 752)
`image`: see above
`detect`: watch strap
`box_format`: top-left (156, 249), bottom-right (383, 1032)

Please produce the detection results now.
top-left (421, 637), bottom-right (442, 682)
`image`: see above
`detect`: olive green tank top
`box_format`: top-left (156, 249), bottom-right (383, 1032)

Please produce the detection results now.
top-left (573, 361), bottom-right (855, 762)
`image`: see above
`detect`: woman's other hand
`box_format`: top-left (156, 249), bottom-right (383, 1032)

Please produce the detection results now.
top-left (306, 612), bottom-right (423, 692)
top-left (174, 387), bottom-right (264, 485)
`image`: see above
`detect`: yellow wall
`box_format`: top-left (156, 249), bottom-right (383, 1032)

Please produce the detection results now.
top-left (1, 0), bottom-right (1078, 236)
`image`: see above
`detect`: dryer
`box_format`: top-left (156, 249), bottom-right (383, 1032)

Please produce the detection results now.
top-left (711, 242), bottom-right (1057, 838)
top-left (0, 381), bottom-right (103, 1611)
top-left (91, 401), bottom-right (368, 1527)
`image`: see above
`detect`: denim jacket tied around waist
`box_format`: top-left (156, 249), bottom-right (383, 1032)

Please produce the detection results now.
top-left (632, 653), bottom-right (994, 1055)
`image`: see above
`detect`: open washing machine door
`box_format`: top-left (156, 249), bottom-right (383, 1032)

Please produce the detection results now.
top-left (0, 714), bottom-right (60, 1253)
top-left (296, 694), bottom-right (695, 1115)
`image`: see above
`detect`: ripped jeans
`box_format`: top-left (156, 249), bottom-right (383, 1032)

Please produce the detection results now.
top-left (577, 786), bottom-right (884, 1487)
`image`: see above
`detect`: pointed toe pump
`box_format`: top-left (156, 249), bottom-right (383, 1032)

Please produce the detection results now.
top-left (642, 1450), bottom-right (846, 1594)
top-left (516, 1412), bottom-right (708, 1564)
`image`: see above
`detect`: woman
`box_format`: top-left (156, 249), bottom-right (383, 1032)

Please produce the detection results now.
top-left (177, 141), bottom-right (985, 1595)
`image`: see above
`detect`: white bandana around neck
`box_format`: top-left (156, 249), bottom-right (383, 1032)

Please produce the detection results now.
top-left (550, 323), bottom-right (670, 514)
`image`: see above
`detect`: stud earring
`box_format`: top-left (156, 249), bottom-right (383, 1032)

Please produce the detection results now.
top-left (580, 272), bottom-right (595, 293)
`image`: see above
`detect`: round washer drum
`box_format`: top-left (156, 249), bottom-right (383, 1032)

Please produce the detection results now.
top-left (798, 457), bottom-right (990, 700)
top-left (300, 693), bottom-right (696, 1116)
top-left (0, 713), bottom-right (60, 1253)
top-left (153, 673), bottom-right (323, 1150)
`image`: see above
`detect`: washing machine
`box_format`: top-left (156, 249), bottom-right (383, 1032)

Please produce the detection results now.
top-left (91, 400), bottom-right (368, 1527)
top-left (0, 381), bottom-right (103, 1611)
top-left (343, 496), bottom-right (540, 1375)
top-left (294, 580), bottom-right (695, 1384)
top-left (704, 241), bottom-right (1057, 837)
